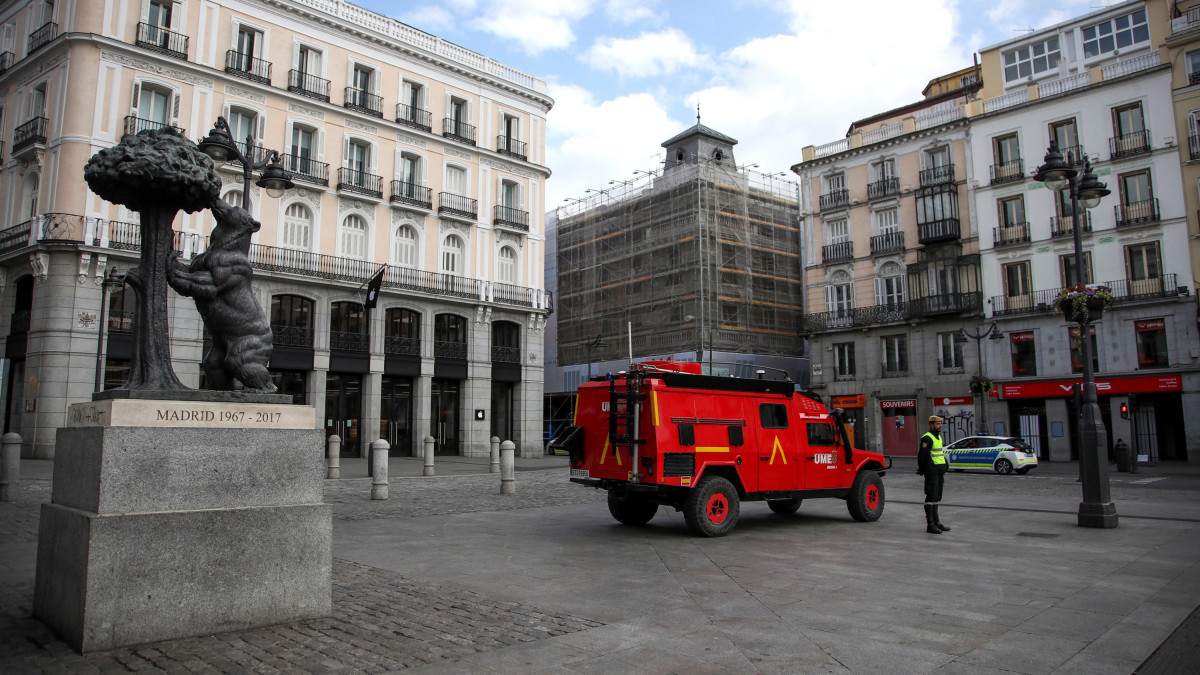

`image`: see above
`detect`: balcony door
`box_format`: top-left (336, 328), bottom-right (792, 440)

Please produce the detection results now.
top-left (236, 26), bottom-right (259, 66)
top-left (137, 86), bottom-right (170, 126)
top-left (147, 0), bottom-right (172, 46)
top-left (290, 125), bottom-right (313, 173)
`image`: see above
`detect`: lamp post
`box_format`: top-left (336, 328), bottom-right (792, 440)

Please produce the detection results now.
top-left (1034, 141), bottom-right (1117, 529)
top-left (585, 334), bottom-right (607, 380)
top-left (955, 321), bottom-right (1004, 435)
top-left (94, 266), bottom-right (125, 392)
top-left (198, 116), bottom-right (294, 212)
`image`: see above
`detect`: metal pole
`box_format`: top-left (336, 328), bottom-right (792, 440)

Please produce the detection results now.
top-left (94, 279), bottom-right (111, 393)
top-left (975, 333), bottom-right (985, 433)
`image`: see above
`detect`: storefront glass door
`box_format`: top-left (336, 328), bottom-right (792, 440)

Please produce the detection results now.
top-left (325, 372), bottom-right (362, 457)
top-left (431, 378), bottom-right (460, 455)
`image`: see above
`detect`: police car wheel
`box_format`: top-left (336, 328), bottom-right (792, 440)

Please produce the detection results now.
top-left (683, 476), bottom-right (740, 537)
top-left (847, 471), bottom-right (884, 522)
top-left (607, 490), bottom-right (658, 526)
top-left (994, 458), bottom-right (1014, 475)
top-left (767, 497), bottom-right (803, 515)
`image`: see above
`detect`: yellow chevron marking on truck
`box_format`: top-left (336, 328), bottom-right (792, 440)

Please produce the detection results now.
top-left (599, 435), bottom-right (622, 466)
top-left (770, 436), bottom-right (788, 464)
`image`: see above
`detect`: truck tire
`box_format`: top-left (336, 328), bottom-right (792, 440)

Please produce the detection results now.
top-left (607, 490), bottom-right (658, 526)
top-left (846, 471), bottom-right (884, 522)
top-left (683, 475), bottom-right (740, 537)
top-left (767, 497), bottom-right (803, 515)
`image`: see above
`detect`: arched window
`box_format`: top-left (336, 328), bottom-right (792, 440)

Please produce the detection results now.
top-left (497, 246), bottom-right (517, 284)
top-left (385, 307), bottom-right (420, 355)
top-left (270, 294), bottom-right (314, 347)
top-left (329, 301), bottom-right (367, 351)
top-left (393, 224), bottom-right (418, 267)
top-left (340, 214), bottom-right (367, 259)
top-left (222, 190), bottom-right (243, 208)
top-left (875, 261), bottom-right (906, 306)
top-left (441, 234), bottom-right (462, 274)
top-left (435, 314), bottom-right (467, 344)
top-left (825, 270), bottom-right (853, 313)
top-left (282, 203), bottom-right (312, 250)
top-left (491, 320), bottom-right (520, 363)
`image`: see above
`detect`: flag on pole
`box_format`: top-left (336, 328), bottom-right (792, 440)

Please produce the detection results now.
top-left (364, 265), bottom-right (385, 309)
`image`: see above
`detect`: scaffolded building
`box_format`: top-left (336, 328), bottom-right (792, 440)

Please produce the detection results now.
top-left (555, 124), bottom-right (804, 380)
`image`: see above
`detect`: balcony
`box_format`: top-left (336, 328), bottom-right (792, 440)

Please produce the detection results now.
top-left (821, 240), bottom-right (853, 263)
top-left (135, 22), bottom-right (188, 60)
top-left (1058, 144), bottom-right (1088, 166)
top-left (439, 192), bottom-right (478, 220)
top-left (435, 341), bottom-right (468, 360)
top-left (870, 231), bottom-right (904, 254)
top-left (1050, 213), bottom-right (1092, 238)
top-left (799, 303), bottom-right (910, 334)
top-left (224, 50), bottom-right (272, 85)
top-left (1115, 199), bottom-right (1160, 227)
top-left (28, 22), bottom-right (57, 54)
top-left (492, 345), bottom-right (520, 364)
top-left (0, 51), bottom-right (12, 75)
top-left (993, 223), bottom-right (1030, 247)
top-left (12, 117), bottom-right (48, 154)
top-left (288, 70), bottom-right (330, 102)
top-left (990, 273), bottom-right (1182, 317)
top-left (917, 218), bottom-right (960, 244)
top-left (123, 115), bottom-right (184, 138)
top-left (336, 167), bottom-right (383, 198)
top-left (867, 177), bottom-right (899, 200)
top-left (329, 330), bottom-right (368, 352)
top-left (443, 118), bottom-right (476, 145)
top-left (1110, 129), bottom-right (1151, 159)
top-left (919, 163), bottom-right (954, 186)
top-left (391, 181), bottom-right (432, 209)
top-left (819, 188), bottom-right (849, 211)
top-left (989, 159), bottom-right (1024, 185)
top-left (344, 87), bottom-right (383, 118)
top-left (908, 292), bottom-right (981, 318)
top-left (281, 154), bottom-right (329, 186)
top-left (494, 205), bottom-right (530, 232)
top-left (396, 104), bottom-right (432, 132)
top-left (384, 335), bottom-right (420, 356)
top-left (271, 325), bottom-right (313, 348)
top-left (496, 135), bottom-right (527, 161)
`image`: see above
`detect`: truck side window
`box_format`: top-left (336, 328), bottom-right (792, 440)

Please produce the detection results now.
top-left (807, 423), bottom-right (838, 446)
top-left (759, 404), bottom-right (788, 429)
top-left (728, 425), bottom-right (744, 446)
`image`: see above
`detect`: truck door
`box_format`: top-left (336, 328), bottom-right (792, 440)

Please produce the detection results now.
top-left (756, 402), bottom-right (799, 492)
top-left (803, 421), bottom-right (845, 490)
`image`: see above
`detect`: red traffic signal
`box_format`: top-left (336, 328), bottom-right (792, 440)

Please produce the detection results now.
top-left (1120, 403), bottom-right (1129, 420)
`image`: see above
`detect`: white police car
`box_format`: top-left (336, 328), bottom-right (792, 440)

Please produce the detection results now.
top-left (943, 436), bottom-right (1038, 475)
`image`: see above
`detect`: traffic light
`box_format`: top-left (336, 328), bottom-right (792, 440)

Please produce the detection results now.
top-left (1120, 402), bottom-right (1129, 420)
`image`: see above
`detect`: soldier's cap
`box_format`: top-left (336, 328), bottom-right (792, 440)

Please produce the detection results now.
top-left (928, 415), bottom-right (944, 423)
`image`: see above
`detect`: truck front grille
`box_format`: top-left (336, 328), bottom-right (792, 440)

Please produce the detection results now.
top-left (662, 453), bottom-right (695, 477)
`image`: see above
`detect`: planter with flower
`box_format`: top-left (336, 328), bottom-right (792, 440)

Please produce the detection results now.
top-left (1056, 284), bottom-right (1112, 324)
top-left (969, 376), bottom-right (996, 396)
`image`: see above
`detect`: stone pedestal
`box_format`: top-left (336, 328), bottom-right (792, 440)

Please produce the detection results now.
top-left (33, 397), bottom-right (331, 653)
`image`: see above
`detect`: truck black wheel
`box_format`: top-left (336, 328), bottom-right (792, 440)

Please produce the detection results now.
top-left (607, 490), bottom-right (658, 526)
top-left (683, 475), bottom-right (739, 537)
top-left (846, 471), bottom-right (884, 522)
top-left (767, 497), bottom-right (803, 515)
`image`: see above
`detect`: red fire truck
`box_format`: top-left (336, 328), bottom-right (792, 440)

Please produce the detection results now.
top-left (552, 361), bottom-right (891, 537)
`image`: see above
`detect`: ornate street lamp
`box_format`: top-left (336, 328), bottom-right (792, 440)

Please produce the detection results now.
top-left (199, 116), bottom-right (294, 211)
top-left (585, 334), bottom-right (608, 381)
top-left (1034, 141), bottom-right (1116, 529)
top-left (955, 321), bottom-right (1004, 435)
top-left (94, 266), bottom-right (126, 392)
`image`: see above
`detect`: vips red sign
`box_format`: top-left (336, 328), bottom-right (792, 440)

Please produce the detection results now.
top-left (879, 399), bottom-right (917, 409)
top-left (999, 374), bottom-right (1182, 399)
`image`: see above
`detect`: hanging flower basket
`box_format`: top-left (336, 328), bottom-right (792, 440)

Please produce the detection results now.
top-left (1056, 284), bottom-right (1112, 323)
top-left (969, 376), bottom-right (996, 396)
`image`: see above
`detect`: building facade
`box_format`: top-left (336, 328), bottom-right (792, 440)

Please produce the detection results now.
top-left (1165, 1), bottom-right (1200, 299)
top-left (0, 0), bottom-right (553, 458)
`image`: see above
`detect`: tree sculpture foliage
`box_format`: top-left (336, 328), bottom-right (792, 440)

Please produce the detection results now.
top-left (84, 128), bottom-right (221, 389)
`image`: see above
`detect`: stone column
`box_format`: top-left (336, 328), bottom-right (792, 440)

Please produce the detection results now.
top-left (413, 368), bottom-right (433, 459)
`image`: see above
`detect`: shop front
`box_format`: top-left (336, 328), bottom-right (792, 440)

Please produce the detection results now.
top-left (929, 396), bottom-right (976, 445)
top-left (880, 398), bottom-right (918, 456)
top-left (830, 394), bottom-right (866, 449)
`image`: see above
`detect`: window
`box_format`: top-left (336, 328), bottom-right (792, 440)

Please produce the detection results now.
top-left (339, 214), bottom-right (366, 259)
top-left (1003, 36), bottom-right (1060, 82)
top-left (874, 208), bottom-right (900, 234)
top-left (807, 423), bottom-right (838, 446)
top-left (833, 342), bottom-right (855, 380)
top-left (825, 173), bottom-right (845, 191)
top-left (1055, 187), bottom-right (1074, 217)
top-left (147, 0), bottom-right (172, 47)
top-left (386, 308), bottom-right (420, 339)
top-left (270, 294), bottom-right (313, 347)
top-left (998, 195), bottom-right (1025, 228)
top-left (435, 314), bottom-right (467, 344)
top-left (393, 225), bottom-right (418, 267)
top-left (882, 335), bottom-right (908, 376)
top-left (825, 217), bottom-right (849, 244)
top-left (1125, 242), bottom-right (1162, 295)
top-left (825, 270), bottom-right (852, 313)
top-left (1069, 325), bottom-right (1098, 374)
top-left (1112, 103), bottom-right (1147, 157)
top-left (448, 95), bottom-right (470, 136)
top-left (137, 85), bottom-right (170, 124)
top-left (222, 190), bottom-right (243, 208)
top-left (398, 152), bottom-right (421, 190)
top-left (1059, 252), bottom-right (1093, 287)
top-left (441, 234), bottom-right (463, 274)
top-left (1083, 9), bottom-right (1149, 59)
top-left (915, 184), bottom-right (957, 224)
top-left (28, 83), bottom-right (46, 120)
top-left (1010, 331), bottom-right (1037, 376)
top-left (1119, 170), bottom-right (1152, 206)
top-left (445, 165), bottom-right (467, 196)
top-left (1003, 262), bottom-right (1032, 298)
top-left (296, 45), bottom-right (321, 75)
top-left (925, 145), bottom-right (950, 168)
top-left (1135, 319), bottom-right (1168, 368)
top-left (289, 125), bottom-right (315, 174)
top-left (281, 203), bottom-right (312, 250)
top-left (873, 158), bottom-right (896, 181)
top-left (500, 180), bottom-right (520, 209)
top-left (235, 25), bottom-right (261, 65)
top-left (938, 332), bottom-right (964, 372)
top-left (993, 133), bottom-right (1021, 181)
top-left (875, 261), bottom-right (905, 306)
top-left (759, 404), bottom-right (788, 429)
top-left (330, 301), bottom-right (365, 334)
top-left (497, 246), bottom-right (517, 284)
top-left (1050, 118), bottom-right (1078, 156)
top-left (352, 65), bottom-right (372, 92)
top-left (227, 108), bottom-right (257, 151)
top-left (501, 112), bottom-right (519, 141)
top-left (402, 80), bottom-right (425, 111)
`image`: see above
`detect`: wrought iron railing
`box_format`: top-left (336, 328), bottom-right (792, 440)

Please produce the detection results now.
top-left (135, 22), bottom-right (188, 60)
top-left (344, 87), bottom-right (383, 117)
top-left (1191, 134), bottom-right (1200, 161)
top-left (917, 218), bottom-right (960, 244)
top-left (281, 154), bottom-right (329, 186)
top-left (1115, 199), bottom-right (1159, 227)
top-left (867, 177), bottom-right (898, 200)
top-left (108, 221), bottom-right (141, 250)
top-left (494, 205), bottom-right (529, 231)
top-left (13, 117), bottom-right (48, 152)
top-left (819, 188), bottom-right (849, 211)
top-left (799, 302), bottom-right (910, 334)
top-left (123, 115), bottom-right (183, 138)
top-left (28, 21), bottom-right (57, 54)
top-left (330, 330), bottom-right (368, 352)
top-left (1110, 130), bottom-right (1151, 159)
top-left (993, 223), bottom-right (1030, 247)
top-left (989, 159), bottom-right (1024, 185)
top-left (443, 118), bottom-right (476, 145)
top-left (225, 50), bottom-right (272, 85)
top-left (384, 335), bottom-right (420, 356)
top-left (822, 240), bottom-right (853, 263)
top-left (990, 274), bottom-right (1180, 316)
top-left (337, 167), bottom-right (383, 198)
top-left (908, 292), bottom-right (980, 318)
top-left (497, 135), bottom-right (527, 160)
top-left (270, 324), bottom-right (312, 348)
top-left (390, 181), bottom-right (432, 208)
top-left (439, 192), bottom-right (478, 219)
top-left (288, 70), bottom-right (330, 102)
top-left (0, 222), bottom-right (31, 254)
top-left (396, 104), bottom-right (431, 131)
top-left (435, 341), bottom-right (468, 360)
top-left (1050, 213), bottom-right (1092, 238)
top-left (1059, 144), bottom-right (1087, 166)
top-left (870, 231), bottom-right (904, 254)
top-left (491, 345), bottom-right (520, 363)
top-left (919, 163), bottom-right (954, 186)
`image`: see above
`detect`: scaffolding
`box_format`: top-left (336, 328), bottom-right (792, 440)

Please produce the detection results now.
top-left (556, 156), bottom-right (802, 368)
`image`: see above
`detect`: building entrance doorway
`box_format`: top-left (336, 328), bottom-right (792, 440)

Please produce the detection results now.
top-left (381, 376), bottom-right (413, 456)
top-left (431, 378), bottom-right (460, 455)
top-left (325, 372), bottom-right (362, 457)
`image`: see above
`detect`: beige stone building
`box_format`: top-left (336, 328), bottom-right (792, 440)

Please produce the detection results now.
top-left (0, 0), bottom-right (553, 459)
top-left (1165, 1), bottom-right (1200, 295)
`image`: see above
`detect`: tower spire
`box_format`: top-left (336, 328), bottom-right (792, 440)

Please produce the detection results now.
top-left (696, 102), bottom-right (701, 125)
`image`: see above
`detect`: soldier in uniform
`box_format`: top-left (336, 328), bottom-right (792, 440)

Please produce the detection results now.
top-left (917, 415), bottom-right (951, 534)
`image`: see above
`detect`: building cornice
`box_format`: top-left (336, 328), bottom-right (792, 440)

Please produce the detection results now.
top-left (791, 119), bottom-right (969, 173)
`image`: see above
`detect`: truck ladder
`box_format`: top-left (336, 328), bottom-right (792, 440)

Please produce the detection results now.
top-left (608, 371), bottom-right (646, 481)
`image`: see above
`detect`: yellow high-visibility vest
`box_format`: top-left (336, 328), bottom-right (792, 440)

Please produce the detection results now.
top-left (923, 432), bottom-right (946, 465)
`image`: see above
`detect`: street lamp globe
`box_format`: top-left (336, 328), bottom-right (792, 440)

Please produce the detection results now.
top-left (256, 155), bottom-right (295, 199)
top-left (1077, 168), bottom-right (1112, 209)
top-left (1033, 142), bottom-right (1076, 192)
top-left (198, 120), bottom-right (237, 162)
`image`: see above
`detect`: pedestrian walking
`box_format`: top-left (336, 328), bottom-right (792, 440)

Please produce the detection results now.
top-left (917, 415), bottom-right (950, 534)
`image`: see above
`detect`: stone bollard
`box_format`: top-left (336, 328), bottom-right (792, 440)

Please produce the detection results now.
top-left (370, 439), bottom-right (389, 500)
top-left (500, 440), bottom-right (516, 495)
top-left (490, 436), bottom-right (501, 474)
top-left (423, 436), bottom-right (436, 476)
top-left (0, 432), bottom-right (20, 503)
top-left (326, 434), bottom-right (341, 479)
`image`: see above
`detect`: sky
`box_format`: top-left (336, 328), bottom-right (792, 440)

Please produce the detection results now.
top-left (355, 0), bottom-right (1105, 209)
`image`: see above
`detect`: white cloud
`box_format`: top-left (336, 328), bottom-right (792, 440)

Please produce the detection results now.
top-left (602, 0), bottom-right (662, 24)
top-left (470, 0), bottom-right (597, 55)
top-left (582, 28), bottom-right (709, 78)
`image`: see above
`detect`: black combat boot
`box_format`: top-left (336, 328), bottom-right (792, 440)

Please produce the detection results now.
top-left (925, 504), bottom-right (941, 534)
top-left (934, 505), bottom-right (950, 532)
